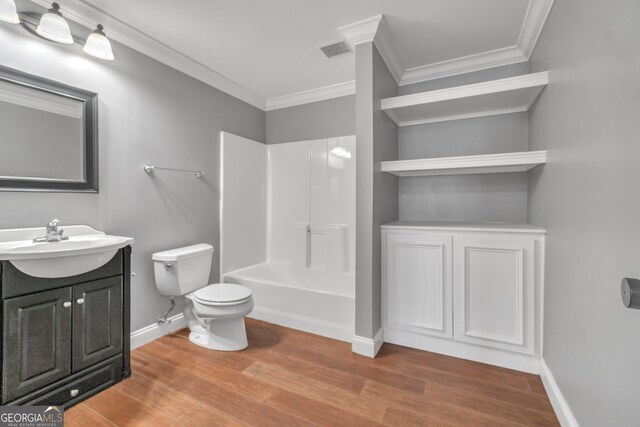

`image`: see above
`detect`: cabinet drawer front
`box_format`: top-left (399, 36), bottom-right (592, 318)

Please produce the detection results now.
top-left (73, 277), bottom-right (123, 372)
top-left (384, 232), bottom-right (453, 338)
top-left (2, 287), bottom-right (72, 403)
top-left (26, 357), bottom-right (123, 408)
top-left (453, 235), bottom-right (535, 354)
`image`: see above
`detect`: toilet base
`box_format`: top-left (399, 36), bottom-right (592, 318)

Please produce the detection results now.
top-left (188, 317), bottom-right (249, 351)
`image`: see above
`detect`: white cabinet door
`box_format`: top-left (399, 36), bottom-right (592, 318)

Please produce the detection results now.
top-left (453, 234), bottom-right (535, 354)
top-left (384, 232), bottom-right (453, 338)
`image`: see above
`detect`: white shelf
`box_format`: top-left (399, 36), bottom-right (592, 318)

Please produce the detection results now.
top-left (381, 151), bottom-right (547, 177)
top-left (381, 72), bottom-right (548, 127)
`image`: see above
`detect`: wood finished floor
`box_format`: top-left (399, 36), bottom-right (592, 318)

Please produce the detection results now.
top-left (65, 319), bottom-right (559, 426)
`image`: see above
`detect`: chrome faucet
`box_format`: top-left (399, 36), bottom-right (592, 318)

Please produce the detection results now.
top-left (33, 219), bottom-right (69, 242)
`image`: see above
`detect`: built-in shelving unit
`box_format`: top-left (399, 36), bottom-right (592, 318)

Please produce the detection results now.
top-left (379, 73), bottom-right (550, 372)
top-left (381, 72), bottom-right (548, 127)
top-left (381, 150), bottom-right (547, 177)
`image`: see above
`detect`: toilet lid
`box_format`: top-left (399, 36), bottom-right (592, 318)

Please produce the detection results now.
top-left (193, 283), bottom-right (252, 304)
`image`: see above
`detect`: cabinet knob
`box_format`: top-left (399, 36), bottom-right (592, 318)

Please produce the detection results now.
top-left (69, 389), bottom-right (79, 397)
top-left (63, 301), bottom-right (71, 308)
top-left (76, 298), bottom-right (85, 305)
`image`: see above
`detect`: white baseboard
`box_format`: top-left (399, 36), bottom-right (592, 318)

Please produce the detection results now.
top-left (352, 328), bottom-right (384, 358)
top-left (384, 327), bottom-right (540, 374)
top-left (130, 313), bottom-right (187, 350)
top-left (248, 307), bottom-right (353, 343)
top-left (540, 359), bottom-right (579, 427)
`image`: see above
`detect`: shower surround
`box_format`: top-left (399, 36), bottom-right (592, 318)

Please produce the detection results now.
top-left (220, 132), bottom-right (355, 340)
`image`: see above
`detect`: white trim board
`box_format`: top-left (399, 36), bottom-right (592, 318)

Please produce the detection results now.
top-left (352, 328), bottom-right (384, 358)
top-left (130, 313), bottom-right (187, 350)
top-left (265, 14), bottom-right (400, 111)
top-left (384, 327), bottom-right (540, 374)
top-left (371, 15), bottom-right (404, 84)
top-left (265, 81), bottom-right (355, 111)
top-left (338, 14), bottom-right (382, 46)
top-left (338, 14), bottom-right (403, 84)
top-left (27, 1), bottom-right (553, 111)
top-left (540, 359), bottom-right (579, 427)
top-left (401, 46), bottom-right (527, 86)
top-left (400, 0), bottom-right (555, 85)
top-left (270, 1), bottom-right (554, 108)
top-left (28, 0), bottom-right (265, 110)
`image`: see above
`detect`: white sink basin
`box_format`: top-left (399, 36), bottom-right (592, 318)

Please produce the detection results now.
top-left (0, 225), bottom-right (134, 278)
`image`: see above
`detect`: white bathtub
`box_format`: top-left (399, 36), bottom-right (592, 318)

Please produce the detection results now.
top-left (223, 262), bottom-right (354, 342)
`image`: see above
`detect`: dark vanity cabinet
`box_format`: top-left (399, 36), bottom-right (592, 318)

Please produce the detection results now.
top-left (0, 247), bottom-right (131, 407)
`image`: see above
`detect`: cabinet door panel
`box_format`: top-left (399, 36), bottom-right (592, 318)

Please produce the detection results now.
top-left (3, 287), bottom-right (72, 403)
top-left (453, 235), bottom-right (535, 354)
top-left (384, 232), bottom-right (452, 338)
top-left (73, 277), bottom-right (123, 371)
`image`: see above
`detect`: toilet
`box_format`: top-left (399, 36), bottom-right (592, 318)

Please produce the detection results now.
top-left (152, 243), bottom-right (254, 351)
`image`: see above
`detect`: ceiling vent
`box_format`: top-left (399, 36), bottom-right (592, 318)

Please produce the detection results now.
top-left (318, 40), bottom-right (352, 58)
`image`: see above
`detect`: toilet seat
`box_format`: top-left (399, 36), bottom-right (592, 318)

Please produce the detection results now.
top-left (193, 283), bottom-right (252, 306)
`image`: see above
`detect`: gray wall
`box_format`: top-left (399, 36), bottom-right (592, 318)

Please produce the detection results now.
top-left (0, 16), bottom-right (265, 332)
top-left (355, 43), bottom-right (398, 339)
top-left (265, 95), bottom-right (354, 144)
top-left (528, 0), bottom-right (640, 425)
top-left (398, 64), bottom-right (530, 223)
top-left (399, 113), bottom-right (529, 223)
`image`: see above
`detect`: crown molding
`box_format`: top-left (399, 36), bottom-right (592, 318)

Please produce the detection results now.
top-left (401, 45), bottom-right (527, 86)
top-left (19, 1), bottom-right (554, 112)
top-left (398, 0), bottom-right (554, 86)
top-left (338, 14), bottom-right (402, 83)
top-left (338, 15), bottom-right (404, 83)
top-left (270, 0), bottom-right (555, 109)
top-left (265, 81), bottom-right (355, 111)
top-left (372, 16), bottom-right (403, 83)
top-left (338, 14), bottom-right (382, 46)
top-left (28, 0), bottom-right (266, 110)
top-left (518, 0), bottom-right (555, 58)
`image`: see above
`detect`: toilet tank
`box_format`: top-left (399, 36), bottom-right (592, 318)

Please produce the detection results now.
top-left (153, 244), bottom-right (214, 296)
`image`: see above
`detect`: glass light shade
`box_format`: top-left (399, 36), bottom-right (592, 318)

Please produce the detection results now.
top-left (36, 4), bottom-right (73, 44)
top-left (83, 25), bottom-right (114, 60)
top-left (0, 0), bottom-right (20, 24)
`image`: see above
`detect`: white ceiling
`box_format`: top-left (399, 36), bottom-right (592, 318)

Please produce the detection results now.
top-left (79, 0), bottom-right (533, 103)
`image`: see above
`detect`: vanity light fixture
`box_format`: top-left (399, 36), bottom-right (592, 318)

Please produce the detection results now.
top-left (36, 2), bottom-right (73, 44)
top-left (0, 0), bottom-right (20, 24)
top-left (0, 2), bottom-right (117, 61)
top-left (83, 24), bottom-right (114, 60)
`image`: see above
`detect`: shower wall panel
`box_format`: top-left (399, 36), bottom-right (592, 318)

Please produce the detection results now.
top-left (220, 132), bottom-right (267, 275)
top-left (267, 141), bottom-right (311, 266)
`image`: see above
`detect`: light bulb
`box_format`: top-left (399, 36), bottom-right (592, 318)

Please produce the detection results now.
top-left (0, 0), bottom-right (20, 24)
top-left (36, 3), bottom-right (73, 44)
top-left (83, 24), bottom-right (114, 60)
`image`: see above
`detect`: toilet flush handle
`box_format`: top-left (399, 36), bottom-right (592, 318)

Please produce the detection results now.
top-left (164, 263), bottom-right (174, 269)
